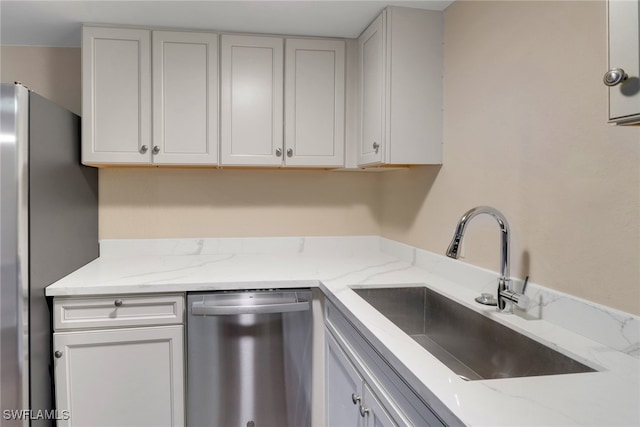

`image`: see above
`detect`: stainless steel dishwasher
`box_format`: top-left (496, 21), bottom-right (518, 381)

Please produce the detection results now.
top-left (187, 289), bottom-right (313, 427)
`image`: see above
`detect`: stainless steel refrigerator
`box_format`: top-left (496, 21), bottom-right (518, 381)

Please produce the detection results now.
top-left (0, 83), bottom-right (98, 426)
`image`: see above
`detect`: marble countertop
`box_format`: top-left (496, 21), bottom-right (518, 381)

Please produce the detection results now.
top-left (46, 236), bottom-right (640, 426)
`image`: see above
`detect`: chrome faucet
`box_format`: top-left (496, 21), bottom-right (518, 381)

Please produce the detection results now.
top-left (446, 206), bottom-right (528, 313)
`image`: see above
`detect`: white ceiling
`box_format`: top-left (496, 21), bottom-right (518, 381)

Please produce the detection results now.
top-left (0, 0), bottom-right (453, 47)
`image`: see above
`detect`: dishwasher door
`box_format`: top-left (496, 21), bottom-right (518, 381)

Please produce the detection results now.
top-left (187, 289), bottom-right (312, 427)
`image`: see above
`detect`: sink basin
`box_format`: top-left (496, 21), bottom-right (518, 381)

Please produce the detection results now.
top-left (352, 286), bottom-right (596, 380)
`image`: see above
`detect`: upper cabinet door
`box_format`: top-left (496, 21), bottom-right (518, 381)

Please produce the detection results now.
top-left (358, 13), bottom-right (386, 166)
top-left (152, 31), bottom-right (219, 165)
top-left (220, 35), bottom-right (284, 166)
top-left (284, 39), bottom-right (345, 167)
top-left (82, 27), bottom-right (151, 165)
top-left (607, 0), bottom-right (640, 124)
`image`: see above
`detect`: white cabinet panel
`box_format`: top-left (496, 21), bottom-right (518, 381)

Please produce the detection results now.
top-left (82, 27), bottom-right (151, 164)
top-left (221, 35), bottom-right (284, 166)
top-left (153, 31), bottom-right (218, 164)
top-left (386, 7), bottom-right (443, 164)
top-left (607, 0), bottom-right (640, 123)
top-left (54, 326), bottom-right (184, 427)
top-left (285, 39), bottom-right (345, 167)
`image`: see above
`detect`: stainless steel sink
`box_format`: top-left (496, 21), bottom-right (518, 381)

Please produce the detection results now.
top-left (352, 286), bottom-right (596, 380)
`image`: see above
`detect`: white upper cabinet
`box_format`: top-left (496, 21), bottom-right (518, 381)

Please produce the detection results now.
top-left (220, 36), bottom-right (345, 168)
top-left (82, 27), bottom-right (152, 165)
top-left (285, 39), bottom-right (345, 167)
top-left (606, 0), bottom-right (640, 124)
top-left (82, 27), bottom-right (219, 166)
top-left (153, 31), bottom-right (218, 165)
top-left (358, 7), bottom-right (443, 167)
top-left (220, 35), bottom-right (284, 166)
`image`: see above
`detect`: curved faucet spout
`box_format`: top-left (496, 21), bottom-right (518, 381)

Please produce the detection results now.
top-left (446, 206), bottom-right (514, 312)
top-left (446, 206), bottom-right (510, 281)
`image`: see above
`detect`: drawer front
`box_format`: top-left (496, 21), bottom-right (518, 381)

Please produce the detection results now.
top-left (53, 294), bottom-right (184, 330)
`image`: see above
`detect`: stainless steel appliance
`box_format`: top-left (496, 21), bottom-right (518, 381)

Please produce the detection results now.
top-left (187, 289), bottom-right (312, 427)
top-left (0, 83), bottom-right (98, 426)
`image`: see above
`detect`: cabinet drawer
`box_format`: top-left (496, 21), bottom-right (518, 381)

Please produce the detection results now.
top-left (53, 294), bottom-right (184, 330)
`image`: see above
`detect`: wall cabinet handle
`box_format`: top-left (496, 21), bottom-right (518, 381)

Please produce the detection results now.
top-left (351, 393), bottom-right (361, 405)
top-left (603, 68), bottom-right (628, 87)
top-left (372, 142), bottom-right (380, 153)
top-left (114, 299), bottom-right (123, 307)
top-left (152, 146), bottom-right (160, 154)
top-left (54, 351), bottom-right (63, 359)
top-left (275, 148), bottom-right (283, 157)
top-left (140, 145), bottom-right (148, 154)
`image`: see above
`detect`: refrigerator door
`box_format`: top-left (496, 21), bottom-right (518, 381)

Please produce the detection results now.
top-left (1, 83), bottom-right (30, 424)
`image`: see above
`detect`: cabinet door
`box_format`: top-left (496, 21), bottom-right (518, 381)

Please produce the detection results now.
top-left (607, 0), bottom-right (640, 122)
top-left (326, 331), bottom-right (364, 427)
top-left (358, 13), bottom-right (386, 166)
top-left (285, 39), bottom-right (345, 167)
top-left (54, 326), bottom-right (184, 427)
top-left (82, 27), bottom-right (151, 165)
top-left (363, 384), bottom-right (398, 427)
top-left (153, 31), bottom-right (218, 165)
top-left (220, 35), bottom-right (284, 166)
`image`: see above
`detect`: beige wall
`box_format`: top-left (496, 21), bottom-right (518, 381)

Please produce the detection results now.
top-left (2, 1), bottom-right (638, 315)
top-left (1, 46), bottom-right (81, 115)
top-left (380, 1), bottom-right (640, 314)
top-left (99, 168), bottom-right (381, 239)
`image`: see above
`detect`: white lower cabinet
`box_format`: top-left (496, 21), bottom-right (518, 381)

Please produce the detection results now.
top-left (52, 295), bottom-right (185, 427)
top-left (326, 331), bottom-right (396, 427)
top-left (362, 383), bottom-right (397, 427)
top-left (326, 331), bottom-right (365, 426)
top-left (325, 300), bottom-right (450, 427)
